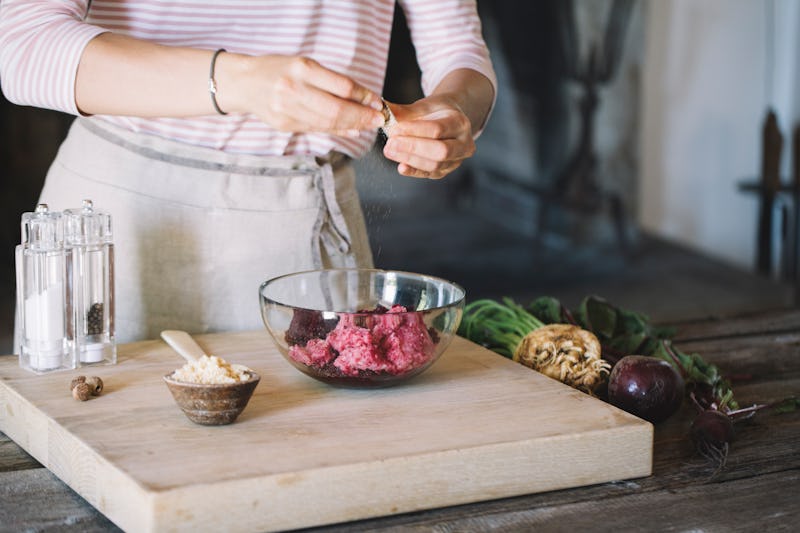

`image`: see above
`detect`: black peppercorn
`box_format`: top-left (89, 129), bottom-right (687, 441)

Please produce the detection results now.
top-left (87, 302), bottom-right (104, 335)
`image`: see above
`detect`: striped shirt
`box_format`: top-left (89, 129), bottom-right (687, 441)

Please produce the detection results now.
top-left (0, 0), bottom-right (496, 158)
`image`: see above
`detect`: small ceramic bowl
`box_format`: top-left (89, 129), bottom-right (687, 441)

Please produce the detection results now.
top-left (163, 373), bottom-right (260, 426)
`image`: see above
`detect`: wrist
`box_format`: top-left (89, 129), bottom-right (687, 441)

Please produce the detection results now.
top-left (433, 69), bottom-right (495, 134)
top-left (212, 51), bottom-right (251, 115)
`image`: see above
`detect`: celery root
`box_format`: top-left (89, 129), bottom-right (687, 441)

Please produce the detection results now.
top-left (459, 298), bottom-right (610, 394)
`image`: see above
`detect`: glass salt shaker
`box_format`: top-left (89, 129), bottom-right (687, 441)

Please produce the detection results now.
top-left (64, 199), bottom-right (116, 366)
top-left (16, 204), bottom-right (75, 373)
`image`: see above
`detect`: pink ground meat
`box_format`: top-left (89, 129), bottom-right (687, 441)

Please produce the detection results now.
top-left (288, 338), bottom-right (335, 367)
top-left (287, 305), bottom-right (436, 376)
top-left (373, 306), bottom-right (434, 373)
top-left (328, 314), bottom-right (395, 376)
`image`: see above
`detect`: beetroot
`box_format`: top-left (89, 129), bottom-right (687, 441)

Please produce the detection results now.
top-left (691, 409), bottom-right (734, 450)
top-left (285, 308), bottom-right (339, 346)
top-left (607, 355), bottom-right (685, 423)
top-left (690, 409), bottom-right (734, 473)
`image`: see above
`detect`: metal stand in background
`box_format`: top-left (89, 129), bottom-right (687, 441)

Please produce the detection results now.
top-left (535, 0), bottom-right (635, 252)
top-left (738, 111), bottom-right (800, 306)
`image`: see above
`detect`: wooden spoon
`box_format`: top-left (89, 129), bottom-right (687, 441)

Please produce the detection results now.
top-left (160, 330), bottom-right (207, 363)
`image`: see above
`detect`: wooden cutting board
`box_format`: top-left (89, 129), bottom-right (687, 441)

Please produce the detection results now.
top-left (0, 331), bottom-right (652, 532)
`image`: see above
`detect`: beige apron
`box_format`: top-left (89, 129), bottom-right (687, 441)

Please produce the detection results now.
top-left (33, 117), bottom-right (374, 344)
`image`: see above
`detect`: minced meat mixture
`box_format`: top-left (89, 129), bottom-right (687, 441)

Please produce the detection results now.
top-left (287, 305), bottom-right (438, 377)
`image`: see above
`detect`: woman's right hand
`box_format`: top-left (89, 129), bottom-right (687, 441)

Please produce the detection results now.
top-left (217, 53), bottom-right (385, 136)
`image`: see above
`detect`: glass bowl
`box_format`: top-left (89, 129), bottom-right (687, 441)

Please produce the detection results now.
top-left (259, 269), bottom-right (465, 388)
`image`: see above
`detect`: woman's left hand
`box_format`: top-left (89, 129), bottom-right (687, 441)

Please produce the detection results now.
top-left (381, 96), bottom-right (475, 180)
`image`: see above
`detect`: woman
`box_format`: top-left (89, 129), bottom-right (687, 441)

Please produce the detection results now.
top-left (0, 0), bottom-right (496, 342)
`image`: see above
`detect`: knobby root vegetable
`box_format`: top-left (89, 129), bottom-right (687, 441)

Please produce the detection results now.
top-left (459, 298), bottom-right (611, 395)
top-left (515, 324), bottom-right (610, 394)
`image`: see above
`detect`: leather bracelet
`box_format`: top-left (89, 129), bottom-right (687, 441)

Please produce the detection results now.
top-left (208, 48), bottom-right (227, 115)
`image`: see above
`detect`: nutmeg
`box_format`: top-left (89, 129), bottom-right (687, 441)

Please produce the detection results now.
top-left (72, 382), bottom-right (92, 401)
top-left (70, 376), bottom-right (87, 391)
top-left (85, 376), bottom-right (104, 396)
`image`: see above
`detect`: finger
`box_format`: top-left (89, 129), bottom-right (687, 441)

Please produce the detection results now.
top-left (296, 83), bottom-right (384, 131)
top-left (391, 111), bottom-right (470, 140)
top-left (262, 87), bottom-right (329, 132)
top-left (397, 161), bottom-right (462, 180)
top-left (272, 78), bottom-right (384, 132)
top-left (384, 136), bottom-right (473, 166)
top-left (383, 142), bottom-right (442, 173)
top-left (398, 159), bottom-right (462, 178)
top-left (290, 57), bottom-right (383, 110)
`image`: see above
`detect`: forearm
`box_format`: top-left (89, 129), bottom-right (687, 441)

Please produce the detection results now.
top-left (75, 33), bottom-right (383, 131)
top-left (75, 33), bottom-right (241, 117)
top-left (430, 68), bottom-right (495, 136)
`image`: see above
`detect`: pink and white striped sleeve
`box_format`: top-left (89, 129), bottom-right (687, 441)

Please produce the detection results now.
top-left (0, 0), bottom-right (107, 115)
top-left (399, 0), bottom-right (497, 102)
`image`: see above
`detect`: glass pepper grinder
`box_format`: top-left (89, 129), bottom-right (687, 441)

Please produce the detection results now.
top-left (16, 204), bottom-right (75, 373)
top-left (64, 199), bottom-right (116, 365)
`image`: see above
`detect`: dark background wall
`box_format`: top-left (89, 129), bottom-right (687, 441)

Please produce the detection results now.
top-left (0, 100), bottom-right (74, 309)
top-left (0, 1), bottom-right (645, 349)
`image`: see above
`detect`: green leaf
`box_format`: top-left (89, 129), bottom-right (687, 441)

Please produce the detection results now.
top-left (583, 296), bottom-right (618, 339)
top-left (617, 308), bottom-right (649, 335)
top-left (650, 325), bottom-right (677, 339)
top-left (607, 332), bottom-right (648, 355)
top-left (526, 296), bottom-right (563, 324)
top-left (573, 302), bottom-right (589, 330)
top-left (773, 397), bottom-right (800, 414)
top-left (636, 337), bottom-right (661, 356)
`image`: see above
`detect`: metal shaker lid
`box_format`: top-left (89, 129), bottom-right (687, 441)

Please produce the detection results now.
top-left (64, 199), bottom-right (113, 245)
top-left (20, 203), bottom-right (65, 251)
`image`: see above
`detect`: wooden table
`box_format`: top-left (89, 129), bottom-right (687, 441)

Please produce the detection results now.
top-left (2, 309), bottom-right (798, 532)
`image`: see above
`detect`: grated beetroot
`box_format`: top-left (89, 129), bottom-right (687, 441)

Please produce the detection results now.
top-left (284, 308), bottom-right (339, 346)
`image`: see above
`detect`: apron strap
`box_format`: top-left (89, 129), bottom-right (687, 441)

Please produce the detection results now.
top-left (311, 155), bottom-right (357, 269)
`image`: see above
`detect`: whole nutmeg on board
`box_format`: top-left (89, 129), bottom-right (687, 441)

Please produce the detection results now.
top-left (70, 375), bottom-right (87, 392)
top-left (85, 376), bottom-right (104, 396)
top-left (72, 382), bottom-right (92, 401)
